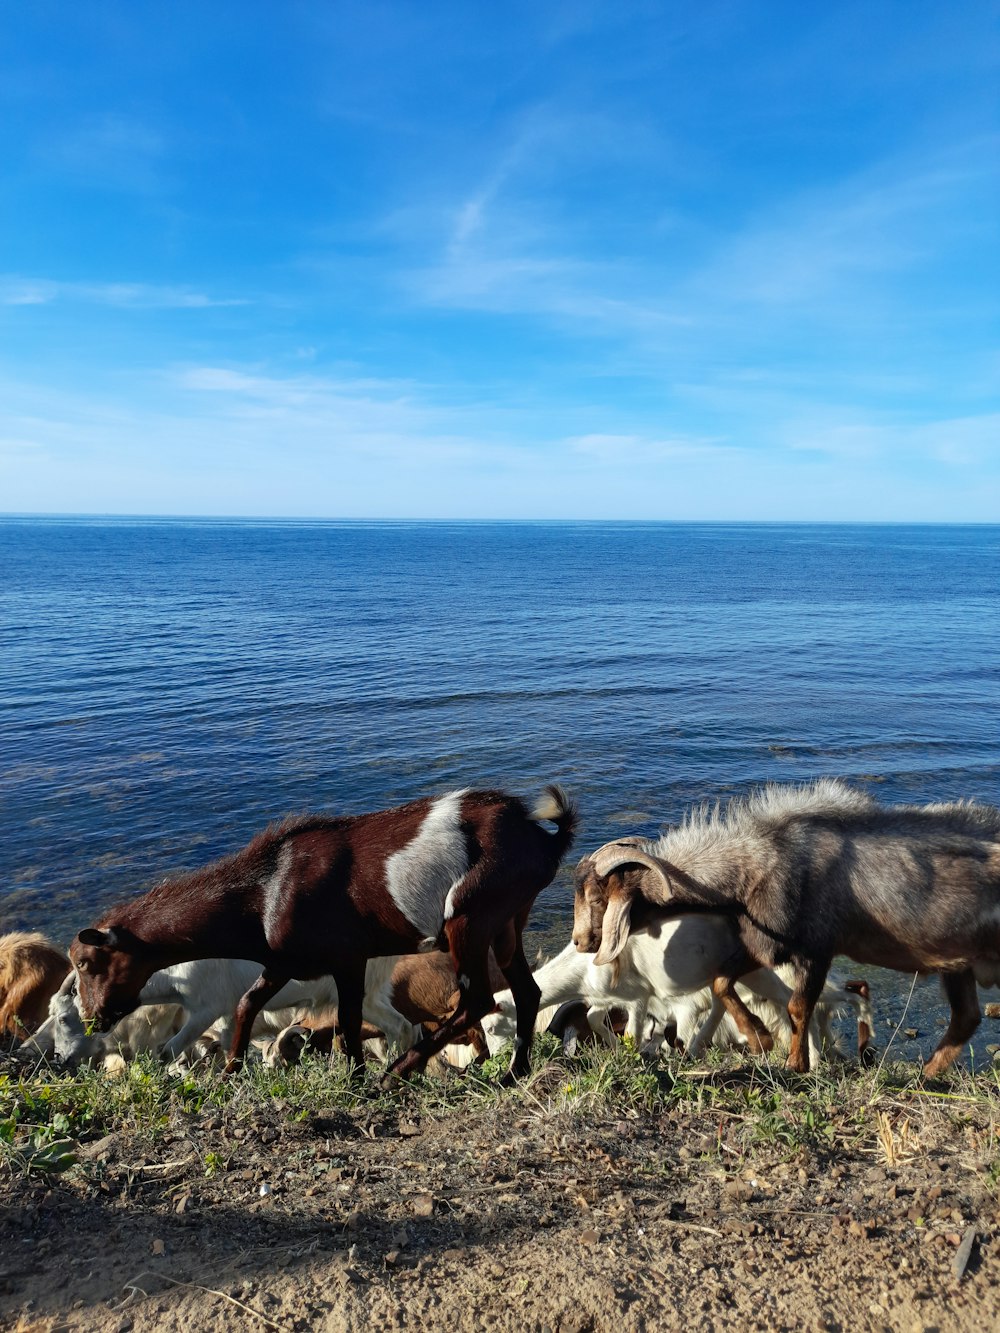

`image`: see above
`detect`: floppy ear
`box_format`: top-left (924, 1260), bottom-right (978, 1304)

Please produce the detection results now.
top-left (594, 877), bottom-right (637, 966)
top-left (77, 927), bottom-right (119, 948)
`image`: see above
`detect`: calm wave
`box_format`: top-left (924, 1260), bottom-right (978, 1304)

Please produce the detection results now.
top-left (3, 519), bottom-right (1000, 1060)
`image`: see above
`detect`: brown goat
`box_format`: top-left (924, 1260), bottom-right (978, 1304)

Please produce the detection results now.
top-left (70, 785), bottom-right (576, 1082)
top-left (0, 932), bottom-right (70, 1042)
top-left (276, 951), bottom-right (510, 1067)
top-left (378, 950), bottom-right (509, 1062)
top-left (576, 780), bottom-right (1000, 1077)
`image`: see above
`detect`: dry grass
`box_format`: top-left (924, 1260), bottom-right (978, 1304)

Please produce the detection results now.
top-left (3, 1038), bottom-right (999, 1190)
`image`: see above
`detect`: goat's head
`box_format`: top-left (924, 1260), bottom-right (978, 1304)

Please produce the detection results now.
top-left (69, 926), bottom-right (155, 1032)
top-left (45, 973), bottom-right (102, 1066)
top-left (264, 1023), bottom-right (312, 1069)
top-left (572, 839), bottom-right (679, 965)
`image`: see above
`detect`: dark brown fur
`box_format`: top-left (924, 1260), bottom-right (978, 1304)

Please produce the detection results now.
top-left (71, 786), bottom-right (576, 1083)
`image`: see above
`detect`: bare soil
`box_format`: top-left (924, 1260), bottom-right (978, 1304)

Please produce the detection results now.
top-left (1, 1060), bottom-right (998, 1333)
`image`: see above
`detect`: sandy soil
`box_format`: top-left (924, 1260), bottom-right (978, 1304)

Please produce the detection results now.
top-left (1, 1061), bottom-right (998, 1333)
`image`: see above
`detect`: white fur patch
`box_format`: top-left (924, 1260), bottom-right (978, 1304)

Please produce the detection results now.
top-left (262, 843), bottom-right (294, 942)
top-left (384, 791), bottom-right (470, 940)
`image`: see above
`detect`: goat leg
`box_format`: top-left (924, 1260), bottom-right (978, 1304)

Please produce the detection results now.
top-left (842, 979), bottom-right (876, 1065)
top-left (162, 1011), bottom-right (225, 1062)
top-left (685, 994), bottom-right (727, 1057)
top-left (331, 961), bottom-right (368, 1078)
top-left (785, 956), bottom-right (832, 1073)
top-left (494, 924), bottom-right (541, 1083)
top-left (584, 1004), bottom-right (619, 1049)
top-left (711, 975), bottom-right (775, 1054)
top-left (923, 969), bottom-right (980, 1079)
top-left (226, 969), bottom-right (291, 1074)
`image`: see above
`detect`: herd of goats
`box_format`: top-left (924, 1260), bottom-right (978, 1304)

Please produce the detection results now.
top-left (3, 777), bottom-right (1000, 1083)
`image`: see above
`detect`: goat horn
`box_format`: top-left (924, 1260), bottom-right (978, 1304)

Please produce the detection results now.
top-left (592, 844), bottom-right (676, 897)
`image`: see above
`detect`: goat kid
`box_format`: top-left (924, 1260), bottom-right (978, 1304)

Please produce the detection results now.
top-left (70, 786), bottom-right (576, 1082)
top-left (576, 780), bottom-right (1000, 1075)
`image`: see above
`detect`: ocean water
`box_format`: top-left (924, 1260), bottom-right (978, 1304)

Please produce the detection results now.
top-left (2, 518), bottom-right (1000, 1062)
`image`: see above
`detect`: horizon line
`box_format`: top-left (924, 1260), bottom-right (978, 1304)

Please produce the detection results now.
top-left (1, 512), bottom-right (998, 528)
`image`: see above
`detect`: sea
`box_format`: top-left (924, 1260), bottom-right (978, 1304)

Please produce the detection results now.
top-left (2, 518), bottom-right (1000, 1063)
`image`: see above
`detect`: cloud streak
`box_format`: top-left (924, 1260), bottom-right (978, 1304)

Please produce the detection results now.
top-left (0, 277), bottom-right (248, 309)
top-left (2, 362), bottom-right (997, 520)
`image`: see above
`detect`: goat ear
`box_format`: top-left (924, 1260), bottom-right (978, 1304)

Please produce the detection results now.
top-left (77, 927), bottom-right (119, 949)
top-left (594, 879), bottom-right (636, 966)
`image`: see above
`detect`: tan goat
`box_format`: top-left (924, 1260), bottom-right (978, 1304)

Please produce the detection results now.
top-left (0, 932), bottom-right (70, 1042)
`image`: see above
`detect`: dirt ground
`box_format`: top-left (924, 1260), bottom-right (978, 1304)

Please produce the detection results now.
top-left (1, 1059), bottom-right (998, 1333)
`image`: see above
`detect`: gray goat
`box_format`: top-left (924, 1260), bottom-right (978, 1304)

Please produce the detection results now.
top-left (574, 779), bottom-right (1000, 1076)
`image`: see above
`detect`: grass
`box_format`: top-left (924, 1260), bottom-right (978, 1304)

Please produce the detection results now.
top-left (2, 1040), bottom-right (999, 1187)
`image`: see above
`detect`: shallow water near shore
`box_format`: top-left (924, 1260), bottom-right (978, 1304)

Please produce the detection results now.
top-left (2, 518), bottom-right (999, 1063)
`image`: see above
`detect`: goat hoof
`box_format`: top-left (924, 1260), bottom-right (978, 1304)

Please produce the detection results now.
top-left (381, 1058), bottom-right (418, 1088)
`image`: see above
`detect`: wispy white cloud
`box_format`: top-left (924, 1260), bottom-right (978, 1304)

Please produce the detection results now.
top-left (170, 364), bottom-right (539, 468)
top-left (43, 113), bottom-right (168, 193)
top-left (405, 130), bottom-right (997, 386)
top-left (5, 356), bottom-right (996, 521)
top-left (568, 432), bottom-right (734, 465)
top-left (783, 411), bottom-right (1000, 467)
top-left (0, 277), bottom-right (247, 309)
top-left (688, 138), bottom-right (999, 315)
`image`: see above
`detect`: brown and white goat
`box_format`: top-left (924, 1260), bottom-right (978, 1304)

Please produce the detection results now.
top-left (70, 785), bottom-right (576, 1082)
top-left (270, 951), bottom-right (511, 1068)
top-left (0, 932), bottom-right (70, 1043)
top-left (575, 779), bottom-right (1000, 1077)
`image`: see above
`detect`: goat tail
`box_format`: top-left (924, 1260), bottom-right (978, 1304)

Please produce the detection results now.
top-left (530, 784), bottom-right (578, 857)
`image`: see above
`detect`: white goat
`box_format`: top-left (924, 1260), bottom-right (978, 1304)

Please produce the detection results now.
top-left (23, 973), bottom-right (185, 1068)
top-left (482, 917), bottom-right (874, 1063)
top-left (48, 956), bottom-right (417, 1068)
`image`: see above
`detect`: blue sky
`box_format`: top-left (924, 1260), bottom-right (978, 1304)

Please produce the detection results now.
top-left (2, 2), bottom-right (998, 519)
